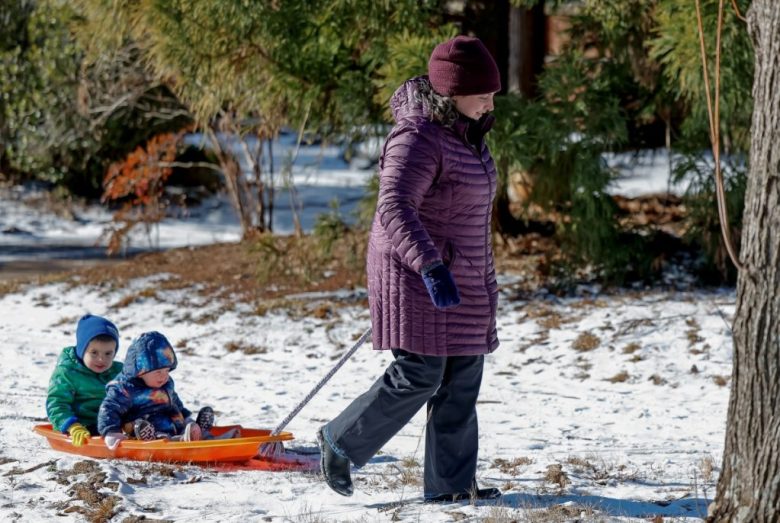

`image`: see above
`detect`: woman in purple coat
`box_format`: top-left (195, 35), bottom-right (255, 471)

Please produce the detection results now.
top-left (318, 36), bottom-right (501, 502)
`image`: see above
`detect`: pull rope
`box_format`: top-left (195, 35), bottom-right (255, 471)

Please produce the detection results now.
top-left (694, 0), bottom-right (744, 271)
top-left (270, 326), bottom-right (373, 436)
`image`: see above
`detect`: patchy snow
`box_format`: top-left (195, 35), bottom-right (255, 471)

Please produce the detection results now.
top-left (0, 141), bottom-right (685, 265)
top-left (0, 136), bottom-right (733, 520)
top-left (603, 149), bottom-right (689, 197)
top-left (0, 273), bottom-right (733, 521)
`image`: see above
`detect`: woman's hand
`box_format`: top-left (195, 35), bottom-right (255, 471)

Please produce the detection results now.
top-left (421, 263), bottom-right (461, 309)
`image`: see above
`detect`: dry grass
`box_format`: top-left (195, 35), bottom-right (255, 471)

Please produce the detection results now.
top-left (570, 298), bottom-right (609, 309)
top-left (492, 456), bottom-right (534, 475)
top-left (382, 455), bottom-right (423, 489)
top-left (5, 235), bottom-right (367, 303)
top-left (573, 356), bottom-right (592, 380)
top-left (575, 356), bottom-right (592, 371)
top-left (685, 317), bottom-right (704, 347)
top-left (699, 455), bottom-right (716, 483)
top-left (51, 460), bottom-right (122, 523)
top-left (543, 464), bottom-right (570, 491)
top-left (224, 341), bottom-right (268, 355)
top-left (622, 342), bottom-right (641, 354)
top-left (605, 370), bottom-right (630, 383)
top-left (110, 288), bottom-right (159, 309)
top-left (572, 333), bottom-right (600, 352)
top-left (0, 279), bottom-right (23, 296)
top-left (648, 374), bottom-right (666, 385)
top-left (484, 503), bottom-right (597, 523)
top-left (139, 463), bottom-right (179, 478)
top-left (565, 455), bottom-right (641, 484)
top-left (524, 306), bottom-right (557, 320)
top-left (121, 516), bottom-right (174, 523)
top-left (537, 314), bottom-right (562, 330)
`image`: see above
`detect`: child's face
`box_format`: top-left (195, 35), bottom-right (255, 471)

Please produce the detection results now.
top-left (140, 367), bottom-right (170, 388)
top-left (82, 339), bottom-right (117, 373)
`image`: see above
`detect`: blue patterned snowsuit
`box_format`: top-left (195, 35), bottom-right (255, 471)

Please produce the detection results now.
top-left (97, 332), bottom-right (191, 436)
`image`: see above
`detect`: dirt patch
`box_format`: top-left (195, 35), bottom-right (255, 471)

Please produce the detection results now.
top-left (0, 228), bottom-right (559, 303)
top-left (2, 235), bottom-right (369, 302)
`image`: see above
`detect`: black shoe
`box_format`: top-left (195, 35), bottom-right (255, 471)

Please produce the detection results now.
top-left (424, 487), bottom-right (502, 503)
top-left (133, 419), bottom-right (156, 441)
top-left (195, 406), bottom-right (215, 431)
top-left (317, 428), bottom-right (353, 496)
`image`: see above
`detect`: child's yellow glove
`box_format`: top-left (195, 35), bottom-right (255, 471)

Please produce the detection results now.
top-left (68, 423), bottom-right (90, 447)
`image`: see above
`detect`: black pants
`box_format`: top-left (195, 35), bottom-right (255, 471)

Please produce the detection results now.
top-left (322, 349), bottom-right (484, 497)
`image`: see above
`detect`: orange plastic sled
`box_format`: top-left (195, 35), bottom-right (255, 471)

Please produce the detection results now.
top-left (34, 424), bottom-right (315, 471)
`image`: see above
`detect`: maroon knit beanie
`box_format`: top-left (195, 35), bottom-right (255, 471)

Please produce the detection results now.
top-left (427, 36), bottom-right (501, 96)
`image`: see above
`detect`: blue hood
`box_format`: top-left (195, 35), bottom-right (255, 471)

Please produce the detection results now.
top-left (122, 331), bottom-right (177, 378)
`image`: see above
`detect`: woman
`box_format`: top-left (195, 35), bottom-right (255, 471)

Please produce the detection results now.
top-left (318, 35), bottom-right (501, 502)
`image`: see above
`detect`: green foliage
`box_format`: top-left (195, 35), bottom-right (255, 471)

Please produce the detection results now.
top-left (649, 0), bottom-right (751, 280)
top-left (373, 25), bottom-right (458, 120)
top-left (251, 226), bottom-right (366, 288)
top-left (0, 0), bottom-right (189, 195)
top-left (70, 0), bottom-right (446, 234)
top-left (491, 0), bottom-right (752, 283)
top-left (250, 233), bottom-right (323, 286)
top-left (488, 50), bottom-right (636, 280)
top-left (673, 153), bottom-right (746, 283)
top-left (649, 0), bottom-right (753, 154)
top-left (354, 173), bottom-right (379, 229)
top-left (74, 0), bottom-right (443, 132)
top-left (0, 2), bottom-right (86, 184)
top-left (313, 199), bottom-right (349, 257)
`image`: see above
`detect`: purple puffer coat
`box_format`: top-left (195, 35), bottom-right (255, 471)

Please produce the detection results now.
top-left (367, 77), bottom-right (500, 356)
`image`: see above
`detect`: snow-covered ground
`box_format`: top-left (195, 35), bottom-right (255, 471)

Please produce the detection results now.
top-left (0, 272), bottom-right (733, 521)
top-left (0, 143), bottom-right (732, 521)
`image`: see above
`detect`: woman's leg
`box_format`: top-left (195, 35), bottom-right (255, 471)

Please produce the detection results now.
top-left (423, 354), bottom-right (484, 498)
top-left (323, 349), bottom-right (446, 467)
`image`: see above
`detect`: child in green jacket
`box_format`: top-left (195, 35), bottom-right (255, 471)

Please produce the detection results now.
top-left (46, 314), bottom-right (122, 447)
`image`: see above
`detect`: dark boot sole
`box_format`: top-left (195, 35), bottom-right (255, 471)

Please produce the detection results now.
top-left (424, 487), bottom-right (502, 503)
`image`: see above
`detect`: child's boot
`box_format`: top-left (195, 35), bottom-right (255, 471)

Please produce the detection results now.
top-left (133, 419), bottom-right (156, 441)
top-left (195, 406), bottom-right (215, 432)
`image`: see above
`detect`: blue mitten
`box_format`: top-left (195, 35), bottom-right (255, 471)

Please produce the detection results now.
top-left (421, 262), bottom-right (461, 309)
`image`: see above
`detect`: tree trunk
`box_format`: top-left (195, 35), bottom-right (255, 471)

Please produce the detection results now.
top-left (709, 2), bottom-right (780, 521)
top-left (507, 1), bottom-right (546, 98)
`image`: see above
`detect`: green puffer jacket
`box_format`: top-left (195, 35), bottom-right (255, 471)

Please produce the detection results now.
top-left (46, 346), bottom-right (123, 433)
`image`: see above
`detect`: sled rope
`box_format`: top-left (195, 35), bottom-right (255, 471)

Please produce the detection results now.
top-left (270, 326), bottom-right (372, 436)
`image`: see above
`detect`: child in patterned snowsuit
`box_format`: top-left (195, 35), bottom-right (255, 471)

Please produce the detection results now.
top-left (97, 331), bottom-right (213, 448)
